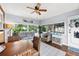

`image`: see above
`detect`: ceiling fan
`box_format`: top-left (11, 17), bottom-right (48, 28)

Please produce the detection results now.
top-left (27, 3), bottom-right (47, 15)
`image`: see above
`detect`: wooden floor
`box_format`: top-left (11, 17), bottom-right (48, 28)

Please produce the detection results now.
top-left (42, 40), bottom-right (79, 56)
top-left (1, 39), bottom-right (79, 56)
top-left (0, 40), bottom-right (38, 56)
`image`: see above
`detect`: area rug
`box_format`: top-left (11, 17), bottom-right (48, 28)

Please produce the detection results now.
top-left (40, 42), bottom-right (66, 56)
top-left (0, 45), bottom-right (6, 53)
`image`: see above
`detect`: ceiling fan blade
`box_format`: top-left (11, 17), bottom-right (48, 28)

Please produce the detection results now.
top-left (36, 3), bottom-right (41, 7)
top-left (31, 11), bottom-right (35, 14)
top-left (39, 9), bottom-right (47, 12)
top-left (27, 6), bottom-right (34, 10)
top-left (36, 3), bottom-right (41, 8)
top-left (36, 11), bottom-right (41, 15)
top-left (37, 12), bottom-right (41, 15)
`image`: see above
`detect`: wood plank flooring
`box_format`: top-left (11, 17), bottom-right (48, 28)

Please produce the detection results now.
top-left (0, 40), bottom-right (38, 56)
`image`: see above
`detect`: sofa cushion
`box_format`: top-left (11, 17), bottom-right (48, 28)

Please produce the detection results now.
top-left (19, 32), bottom-right (35, 40)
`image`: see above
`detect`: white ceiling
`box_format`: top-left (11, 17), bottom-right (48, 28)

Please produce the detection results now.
top-left (1, 3), bottom-right (79, 20)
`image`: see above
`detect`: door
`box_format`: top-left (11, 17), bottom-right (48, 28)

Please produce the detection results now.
top-left (68, 16), bottom-right (79, 52)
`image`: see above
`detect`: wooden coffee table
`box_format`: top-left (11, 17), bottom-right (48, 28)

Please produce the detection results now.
top-left (0, 40), bottom-right (38, 56)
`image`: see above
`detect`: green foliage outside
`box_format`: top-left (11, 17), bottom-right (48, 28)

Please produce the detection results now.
top-left (29, 25), bottom-right (38, 32)
top-left (0, 21), bottom-right (2, 24)
top-left (39, 25), bottom-right (48, 33)
top-left (12, 24), bottom-right (27, 35)
top-left (12, 24), bottom-right (50, 35)
top-left (12, 24), bottom-right (38, 35)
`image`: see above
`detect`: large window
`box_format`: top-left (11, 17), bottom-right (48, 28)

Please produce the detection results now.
top-left (12, 24), bottom-right (27, 33)
top-left (40, 22), bottom-right (64, 33)
top-left (39, 25), bottom-right (49, 33)
top-left (54, 22), bottom-right (64, 33)
top-left (12, 24), bottom-right (38, 33)
top-left (29, 25), bottom-right (38, 32)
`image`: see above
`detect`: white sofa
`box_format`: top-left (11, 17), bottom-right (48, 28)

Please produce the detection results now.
top-left (19, 32), bottom-right (35, 40)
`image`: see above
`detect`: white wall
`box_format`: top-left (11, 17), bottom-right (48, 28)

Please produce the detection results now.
top-left (5, 13), bottom-right (40, 25)
top-left (40, 9), bottom-right (79, 46)
top-left (4, 29), bottom-right (11, 43)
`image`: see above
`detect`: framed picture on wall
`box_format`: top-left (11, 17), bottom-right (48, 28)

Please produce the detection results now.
top-left (0, 5), bottom-right (4, 30)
